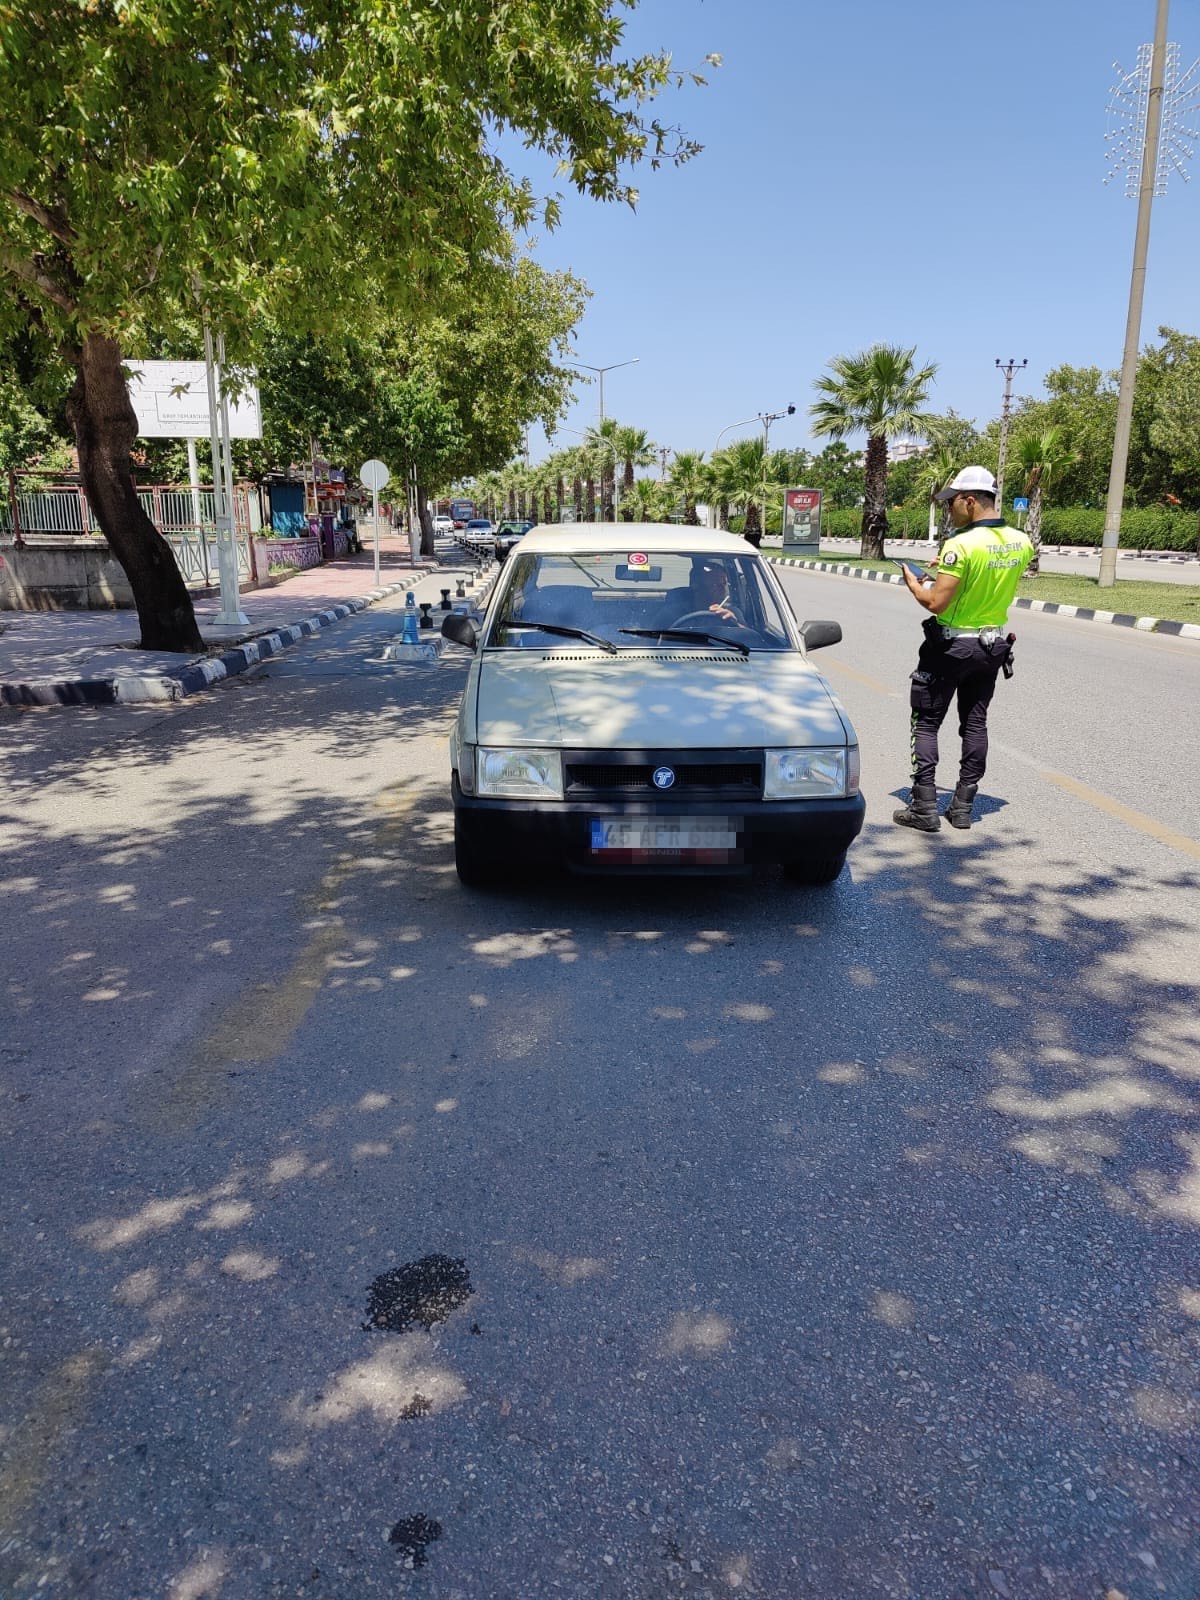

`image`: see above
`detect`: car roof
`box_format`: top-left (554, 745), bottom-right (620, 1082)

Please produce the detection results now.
top-left (517, 524), bottom-right (755, 555)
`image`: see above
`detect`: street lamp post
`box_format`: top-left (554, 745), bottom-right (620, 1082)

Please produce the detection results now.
top-left (567, 358), bottom-right (639, 425)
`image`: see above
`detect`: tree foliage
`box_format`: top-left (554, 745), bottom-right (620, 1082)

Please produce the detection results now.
top-left (0, 0), bottom-right (710, 645)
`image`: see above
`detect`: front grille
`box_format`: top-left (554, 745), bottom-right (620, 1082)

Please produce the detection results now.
top-left (565, 753), bottom-right (762, 798)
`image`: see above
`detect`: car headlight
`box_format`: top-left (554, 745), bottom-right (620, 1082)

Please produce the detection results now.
top-left (475, 747), bottom-right (563, 799)
top-left (763, 746), bottom-right (853, 799)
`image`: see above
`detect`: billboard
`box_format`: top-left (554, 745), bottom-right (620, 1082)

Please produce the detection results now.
top-left (782, 487), bottom-right (822, 552)
top-left (126, 359), bottom-right (262, 439)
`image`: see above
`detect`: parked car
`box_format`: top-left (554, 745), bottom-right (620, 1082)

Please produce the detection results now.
top-left (439, 525), bottom-right (864, 887)
top-left (463, 518), bottom-right (495, 545)
top-left (493, 518), bottom-right (537, 563)
top-left (432, 514), bottom-right (455, 533)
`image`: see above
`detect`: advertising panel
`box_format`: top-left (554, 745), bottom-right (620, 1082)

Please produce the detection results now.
top-left (126, 359), bottom-right (262, 439)
top-left (782, 487), bottom-right (822, 552)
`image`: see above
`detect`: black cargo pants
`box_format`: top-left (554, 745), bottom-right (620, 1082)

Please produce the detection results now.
top-left (909, 620), bottom-right (1012, 789)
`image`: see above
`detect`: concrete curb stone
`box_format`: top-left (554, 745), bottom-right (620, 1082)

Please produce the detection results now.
top-left (767, 556), bottom-right (1200, 642)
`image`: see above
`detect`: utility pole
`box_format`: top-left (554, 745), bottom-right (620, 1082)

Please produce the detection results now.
top-left (994, 359), bottom-right (1027, 515)
top-left (1098, 0), bottom-right (1193, 587)
top-left (658, 446), bottom-right (672, 480)
top-left (759, 404), bottom-right (795, 539)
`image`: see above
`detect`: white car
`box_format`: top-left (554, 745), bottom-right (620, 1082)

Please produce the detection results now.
top-left (432, 514), bottom-right (455, 533)
top-left (440, 526), bottom-right (864, 887)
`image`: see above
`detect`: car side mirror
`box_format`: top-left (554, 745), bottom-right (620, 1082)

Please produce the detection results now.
top-left (799, 619), bottom-right (842, 651)
top-left (441, 613), bottom-right (478, 651)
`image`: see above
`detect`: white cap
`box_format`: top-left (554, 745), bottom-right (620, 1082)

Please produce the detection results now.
top-left (934, 466), bottom-right (998, 502)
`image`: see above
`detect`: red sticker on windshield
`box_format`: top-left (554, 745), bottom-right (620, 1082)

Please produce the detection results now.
top-left (628, 552), bottom-right (649, 567)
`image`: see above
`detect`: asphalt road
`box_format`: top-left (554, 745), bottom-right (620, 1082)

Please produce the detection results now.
top-left (1, 572), bottom-right (1198, 1600)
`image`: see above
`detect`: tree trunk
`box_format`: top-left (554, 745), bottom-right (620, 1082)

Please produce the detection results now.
top-left (415, 478), bottom-right (435, 556)
top-left (859, 433), bottom-right (889, 560)
top-left (585, 474), bottom-right (595, 522)
top-left (555, 475), bottom-right (564, 524)
top-left (1026, 485), bottom-right (1043, 575)
top-left (685, 495), bottom-right (698, 526)
top-left (572, 475), bottom-right (582, 520)
top-left (623, 461), bottom-right (634, 521)
top-left (67, 333), bottom-right (203, 650)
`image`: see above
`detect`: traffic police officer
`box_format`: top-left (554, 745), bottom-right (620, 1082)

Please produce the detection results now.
top-left (893, 466), bottom-right (1033, 831)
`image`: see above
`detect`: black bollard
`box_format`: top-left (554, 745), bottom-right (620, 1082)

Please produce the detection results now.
top-left (455, 577), bottom-right (467, 598)
top-left (440, 588), bottom-right (452, 611)
top-left (419, 603), bottom-right (434, 630)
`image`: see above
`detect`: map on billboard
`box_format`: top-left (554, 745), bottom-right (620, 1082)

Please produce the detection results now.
top-left (126, 359), bottom-right (262, 439)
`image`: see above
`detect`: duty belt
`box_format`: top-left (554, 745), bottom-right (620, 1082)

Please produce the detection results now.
top-left (938, 624), bottom-right (1005, 641)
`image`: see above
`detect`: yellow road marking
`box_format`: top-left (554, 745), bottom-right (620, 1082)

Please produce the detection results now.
top-left (1033, 764), bottom-right (1200, 863)
top-left (142, 787), bottom-right (421, 1133)
top-left (824, 657), bottom-right (898, 698)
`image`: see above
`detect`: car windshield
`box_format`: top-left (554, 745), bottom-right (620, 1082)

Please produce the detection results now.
top-left (485, 549), bottom-right (795, 652)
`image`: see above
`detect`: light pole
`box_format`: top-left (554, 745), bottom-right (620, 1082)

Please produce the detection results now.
top-left (1098, 0), bottom-right (1197, 586)
top-left (994, 359), bottom-right (1027, 515)
top-left (567, 358), bottom-right (639, 425)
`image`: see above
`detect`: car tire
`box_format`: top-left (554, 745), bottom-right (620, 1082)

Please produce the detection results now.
top-left (782, 848), bottom-right (847, 886)
top-left (454, 813), bottom-right (504, 888)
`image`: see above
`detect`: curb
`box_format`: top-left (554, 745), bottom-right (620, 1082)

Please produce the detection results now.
top-left (767, 557), bottom-right (1200, 642)
top-left (0, 568), bottom-right (461, 709)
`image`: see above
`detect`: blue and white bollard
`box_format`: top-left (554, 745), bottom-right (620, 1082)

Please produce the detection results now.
top-left (402, 589), bottom-right (420, 645)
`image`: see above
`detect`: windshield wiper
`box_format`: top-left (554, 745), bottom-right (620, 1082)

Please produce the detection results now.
top-left (619, 628), bottom-right (750, 658)
top-left (508, 621), bottom-right (618, 655)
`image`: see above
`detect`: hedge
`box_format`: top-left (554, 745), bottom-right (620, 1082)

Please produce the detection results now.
top-left (816, 504), bottom-right (1199, 551)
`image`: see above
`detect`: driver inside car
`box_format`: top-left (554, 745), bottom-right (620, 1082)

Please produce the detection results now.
top-left (655, 558), bottom-right (743, 629)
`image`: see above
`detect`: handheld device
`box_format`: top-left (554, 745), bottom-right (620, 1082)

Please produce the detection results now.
top-left (889, 556), bottom-right (931, 583)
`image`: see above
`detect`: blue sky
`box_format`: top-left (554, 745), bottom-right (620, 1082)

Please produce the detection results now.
top-left (519, 0), bottom-right (1200, 465)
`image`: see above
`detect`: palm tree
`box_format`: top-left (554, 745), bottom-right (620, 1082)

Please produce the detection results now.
top-left (1015, 426), bottom-right (1077, 575)
top-left (810, 343), bottom-right (939, 559)
top-left (712, 437), bottom-right (771, 541)
top-left (611, 423), bottom-right (657, 521)
top-left (914, 446), bottom-right (960, 547)
top-left (625, 476), bottom-right (669, 522)
top-left (668, 450), bottom-right (707, 525)
top-left (587, 418), bottom-right (622, 520)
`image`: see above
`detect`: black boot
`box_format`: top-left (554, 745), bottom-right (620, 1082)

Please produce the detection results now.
top-left (893, 783), bottom-right (940, 832)
top-left (946, 783), bottom-right (978, 830)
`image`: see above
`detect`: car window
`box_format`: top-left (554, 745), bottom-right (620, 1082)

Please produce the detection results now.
top-left (484, 550), bottom-right (795, 651)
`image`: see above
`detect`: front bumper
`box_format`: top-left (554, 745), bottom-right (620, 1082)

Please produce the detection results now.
top-left (451, 775), bottom-right (865, 874)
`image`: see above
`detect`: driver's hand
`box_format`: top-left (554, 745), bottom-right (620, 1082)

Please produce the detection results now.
top-left (709, 603), bottom-right (736, 620)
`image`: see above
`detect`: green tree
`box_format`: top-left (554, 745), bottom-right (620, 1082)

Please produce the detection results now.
top-left (805, 442), bottom-right (865, 510)
top-left (1014, 426), bottom-right (1077, 574)
top-left (611, 423), bottom-right (657, 521)
top-left (668, 450), bottom-right (707, 525)
top-left (0, 2), bottom-right (709, 648)
top-left (810, 343), bottom-right (939, 558)
top-left (712, 437), bottom-right (771, 541)
top-left (913, 446), bottom-right (961, 546)
top-left (1134, 327), bottom-right (1200, 508)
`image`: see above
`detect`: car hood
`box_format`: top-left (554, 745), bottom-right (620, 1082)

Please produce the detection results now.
top-left (472, 651), bottom-right (853, 748)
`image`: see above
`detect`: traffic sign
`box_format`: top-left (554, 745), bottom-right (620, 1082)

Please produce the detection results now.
top-left (1012, 496), bottom-right (1029, 511)
top-left (359, 459), bottom-right (390, 490)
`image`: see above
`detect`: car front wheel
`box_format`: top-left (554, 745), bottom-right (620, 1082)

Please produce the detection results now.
top-left (782, 847), bottom-right (847, 886)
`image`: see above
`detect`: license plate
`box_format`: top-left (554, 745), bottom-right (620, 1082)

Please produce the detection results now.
top-left (590, 817), bottom-right (741, 859)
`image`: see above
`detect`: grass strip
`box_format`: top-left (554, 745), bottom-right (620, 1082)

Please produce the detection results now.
top-left (770, 553), bottom-right (1200, 625)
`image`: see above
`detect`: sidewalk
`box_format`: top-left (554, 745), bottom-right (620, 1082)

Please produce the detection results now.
top-left (0, 536), bottom-right (488, 708)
